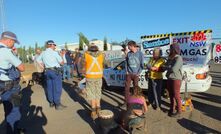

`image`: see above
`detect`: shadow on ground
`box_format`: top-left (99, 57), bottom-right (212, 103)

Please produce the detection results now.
top-left (63, 81), bottom-right (123, 134)
top-left (177, 118), bottom-right (220, 134)
top-left (20, 85), bottom-right (47, 134)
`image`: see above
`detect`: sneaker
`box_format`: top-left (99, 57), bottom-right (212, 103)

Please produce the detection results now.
top-left (170, 112), bottom-right (181, 118)
top-left (49, 103), bottom-right (55, 108)
top-left (55, 103), bottom-right (67, 110)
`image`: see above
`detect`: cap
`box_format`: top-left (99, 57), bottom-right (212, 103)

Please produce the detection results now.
top-left (1, 31), bottom-right (20, 44)
top-left (46, 40), bottom-right (56, 46)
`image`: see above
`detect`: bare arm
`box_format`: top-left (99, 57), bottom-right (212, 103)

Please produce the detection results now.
top-left (17, 63), bottom-right (25, 72)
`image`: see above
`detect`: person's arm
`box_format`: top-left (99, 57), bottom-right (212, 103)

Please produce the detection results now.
top-left (142, 96), bottom-right (148, 113)
top-left (8, 50), bottom-right (25, 72)
top-left (55, 52), bottom-right (64, 65)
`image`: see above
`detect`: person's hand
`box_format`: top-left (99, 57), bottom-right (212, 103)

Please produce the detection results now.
top-left (151, 67), bottom-right (158, 71)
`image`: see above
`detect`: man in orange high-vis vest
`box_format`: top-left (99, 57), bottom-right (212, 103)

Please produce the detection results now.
top-left (81, 43), bottom-right (105, 120)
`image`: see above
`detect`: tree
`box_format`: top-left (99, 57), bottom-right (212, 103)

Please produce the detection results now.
top-left (103, 37), bottom-right (108, 51)
top-left (78, 32), bottom-right (89, 50)
top-left (64, 42), bottom-right (68, 50)
top-left (35, 42), bottom-right (38, 51)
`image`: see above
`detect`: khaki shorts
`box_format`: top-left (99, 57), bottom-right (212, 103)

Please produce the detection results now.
top-left (85, 79), bottom-right (102, 100)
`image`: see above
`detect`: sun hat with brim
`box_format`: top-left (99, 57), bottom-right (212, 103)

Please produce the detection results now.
top-left (1, 31), bottom-right (20, 44)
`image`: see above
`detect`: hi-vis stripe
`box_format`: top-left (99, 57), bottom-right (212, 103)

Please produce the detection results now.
top-left (141, 29), bottom-right (212, 39)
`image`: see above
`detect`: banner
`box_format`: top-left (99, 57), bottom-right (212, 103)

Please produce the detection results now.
top-left (141, 30), bottom-right (212, 65)
top-left (212, 39), bottom-right (221, 64)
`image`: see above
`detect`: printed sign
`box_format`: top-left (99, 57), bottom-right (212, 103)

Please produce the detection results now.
top-left (212, 40), bottom-right (221, 64)
top-left (141, 30), bottom-right (212, 65)
top-left (104, 50), bottom-right (123, 60)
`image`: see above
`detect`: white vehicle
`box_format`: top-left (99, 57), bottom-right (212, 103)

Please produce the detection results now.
top-left (103, 60), bottom-right (212, 92)
top-left (103, 30), bottom-right (213, 93)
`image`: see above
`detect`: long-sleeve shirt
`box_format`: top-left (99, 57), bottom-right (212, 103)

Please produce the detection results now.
top-left (165, 54), bottom-right (183, 80)
top-left (126, 50), bottom-right (144, 75)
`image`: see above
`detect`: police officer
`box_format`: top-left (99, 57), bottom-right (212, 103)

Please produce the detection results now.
top-left (37, 40), bottom-right (66, 110)
top-left (0, 31), bottom-right (25, 134)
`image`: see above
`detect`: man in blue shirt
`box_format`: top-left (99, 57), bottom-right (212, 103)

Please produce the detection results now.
top-left (37, 40), bottom-right (66, 110)
top-left (124, 41), bottom-right (144, 105)
top-left (0, 31), bottom-right (25, 133)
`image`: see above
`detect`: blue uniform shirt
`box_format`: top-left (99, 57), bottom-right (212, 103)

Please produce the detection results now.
top-left (0, 43), bottom-right (22, 81)
top-left (37, 48), bottom-right (63, 68)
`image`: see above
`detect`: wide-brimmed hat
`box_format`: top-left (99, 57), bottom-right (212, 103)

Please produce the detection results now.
top-left (1, 31), bottom-right (20, 44)
top-left (88, 43), bottom-right (99, 52)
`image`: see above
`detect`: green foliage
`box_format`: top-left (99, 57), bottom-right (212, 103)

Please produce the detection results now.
top-left (65, 42), bottom-right (68, 50)
top-left (78, 32), bottom-right (89, 50)
top-left (103, 37), bottom-right (108, 51)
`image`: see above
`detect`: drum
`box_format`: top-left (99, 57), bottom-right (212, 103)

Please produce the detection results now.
top-left (98, 110), bottom-right (114, 127)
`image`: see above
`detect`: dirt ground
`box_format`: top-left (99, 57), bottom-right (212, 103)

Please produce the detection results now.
top-left (0, 63), bottom-right (220, 134)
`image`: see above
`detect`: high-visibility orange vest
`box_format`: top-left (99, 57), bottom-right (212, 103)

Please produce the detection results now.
top-left (85, 52), bottom-right (104, 79)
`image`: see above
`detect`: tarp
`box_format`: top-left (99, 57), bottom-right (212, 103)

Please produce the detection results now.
top-left (141, 30), bottom-right (212, 65)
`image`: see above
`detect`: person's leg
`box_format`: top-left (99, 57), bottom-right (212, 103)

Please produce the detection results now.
top-left (173, 80), bottom-right (182, 113)
top-left (95, 79), bottom-right (102, 114)
top-left (53, 72), bottom-right (63, 105)
top-left (155, 79), bottom-right (163, 108)
top-left (147, 78), bottom-right (154, 105)
top-left (167, 80), bottom-right (175, 113)
top-left (66, 65), bottom-right (71, 80)
top-left (63, 64), bottom-right (67, 80)
top-left (152, 79), bottom-right (159, 108)
top-left (46, 71), bottom-right (54, 104)
top-left (125, 74), bottom-right (132, 103)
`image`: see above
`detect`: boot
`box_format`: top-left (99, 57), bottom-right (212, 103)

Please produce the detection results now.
top-left (96, 107), bottom-right (101, 116)
top-left (91, 108), bottom-right (98, 120)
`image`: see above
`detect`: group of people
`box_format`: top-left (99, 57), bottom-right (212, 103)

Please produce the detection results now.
top-left (0, 30), bottom-right (183, 133)
top-left (123, 40), bottom-right (183, 123)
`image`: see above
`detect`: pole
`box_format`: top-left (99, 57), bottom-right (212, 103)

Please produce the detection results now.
top-left (0, 0), bottom-right (5, 32)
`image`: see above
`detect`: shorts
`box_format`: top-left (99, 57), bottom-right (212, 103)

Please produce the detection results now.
top-left (85, 79), bottom-right (102, 100)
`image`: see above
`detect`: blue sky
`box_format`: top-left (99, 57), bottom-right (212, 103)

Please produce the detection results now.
top-left (1, 0), bottom-right (221, 47)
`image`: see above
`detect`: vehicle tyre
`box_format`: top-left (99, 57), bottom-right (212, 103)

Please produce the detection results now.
top-left (102, 79), bottom-right (109, 90)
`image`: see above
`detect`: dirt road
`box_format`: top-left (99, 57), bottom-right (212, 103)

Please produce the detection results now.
top-left (0, 63), bottom-right (220, 134)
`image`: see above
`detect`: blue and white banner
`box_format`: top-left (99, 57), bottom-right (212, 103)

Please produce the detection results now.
top-left (141, 31), bottom-right (212, 65)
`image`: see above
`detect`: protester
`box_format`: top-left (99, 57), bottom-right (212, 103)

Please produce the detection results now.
top-left (37, 40), bottom-right (66, 110)
top-left (163, 43), bottom-right (183, 117)
top-left (34, 48), bottom-right (44, 73)
top-left (122, 86), bottom-right (148, 131)
top-left (74, 48), bottom-right (82, 78)
top-left (124, 41), bottom-right (144, 106)
top-left (81, 43), bottom-right (105, 120)
top-left (0, 31), bottom-right (25, 133)
top-left (146, 47), bottom-right (165, 110)
top-left (61, 49), bottom-right (72, 81)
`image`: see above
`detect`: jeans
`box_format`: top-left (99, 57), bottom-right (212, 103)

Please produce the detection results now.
top-left (125, 74), bottom-right (139, 102)
top-left (74, 63), bottom-right (81, 77)
top-left (63, 64), bottom-right (71, 80)
top-left (45, 70), bottom-right (62, 105)
top-left (148, 79), bottom-right (162, 108)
